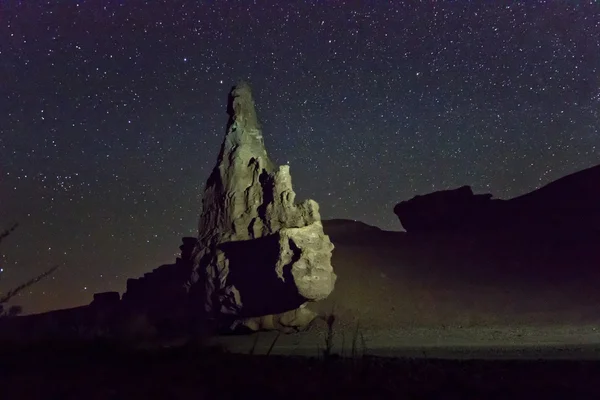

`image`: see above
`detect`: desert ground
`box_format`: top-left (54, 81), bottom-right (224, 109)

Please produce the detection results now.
top-left (209, 323), bottom-right (600, 360)
top-left (200, 219), bottom-right (600, 363)
top-left (2, 220), bottom-right (600, 398)
top-left (2, 337), bottom-right (600, 399)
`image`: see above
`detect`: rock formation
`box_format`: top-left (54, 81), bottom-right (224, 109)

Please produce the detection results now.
top-left (394, 164), bottom-right (600, 236)
top-left (187, 81), bottom-right (336, 333)
top-left (121, 237), bottom-right (197, 324)
top-left (394, 186), bottom-right (500, 233)
top-left (0, 237), bottom-right (200, 342)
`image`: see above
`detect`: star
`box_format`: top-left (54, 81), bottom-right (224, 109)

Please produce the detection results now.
top-left (1, 1), bottom-right (598, 314)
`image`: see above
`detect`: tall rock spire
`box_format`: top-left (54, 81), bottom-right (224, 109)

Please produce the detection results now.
top-left (188, 81), bottom-right (336, 333)
top-left (196, 81), bottom-right (275, 246)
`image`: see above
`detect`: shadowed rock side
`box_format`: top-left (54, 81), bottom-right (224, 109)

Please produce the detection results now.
top-left (187, 81), bottom-right (336, 333)
top-left (394, 164), bottom-right (600, 236)
top-left (120, 237), bottom-right (197, 324)
top-left (393, 186), bottom-right (502, 233)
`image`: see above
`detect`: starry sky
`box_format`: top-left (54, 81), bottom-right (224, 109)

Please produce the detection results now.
top-left (1, 1), bottom-right (599, 314)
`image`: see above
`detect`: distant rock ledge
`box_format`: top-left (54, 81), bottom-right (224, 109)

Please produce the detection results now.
top-left (393, 164), bottom-right (600, 237)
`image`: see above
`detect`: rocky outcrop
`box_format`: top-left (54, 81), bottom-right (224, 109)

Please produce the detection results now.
top-left (187, 81), bottom-right (336, 333)
top-left (0, 238), bottom-right (200, 343)
top-left (394, 186), bottom-right (500, 233)
top-left (120, 237), bottom-right (197, 324)
top-left (90, 292), bottom-right (120, 309)
top-left (394, 164), bottom-right (600, 236)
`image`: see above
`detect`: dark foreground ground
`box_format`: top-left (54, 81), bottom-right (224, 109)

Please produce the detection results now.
top-left (1, 339), bottom-right (600, 399)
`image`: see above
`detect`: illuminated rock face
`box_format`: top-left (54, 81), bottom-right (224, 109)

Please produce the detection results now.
top-left (188, 81), bottom-right (336, 333)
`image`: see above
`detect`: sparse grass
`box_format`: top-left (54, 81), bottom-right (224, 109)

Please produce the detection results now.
top-left (316, 305), bottom-right (368, 364)
top-left (2, 307), bottom-right (600, 398)
top-left (351, 320), bottom-right (367, 360)
top-left (323, 311), bottom-right (336, 359)
top-left (266, 330), bottom-right (281, 356)
top-left (249, 332), bottom-right (260, 355)
top-left (2, 338), bottom-right (599, 398)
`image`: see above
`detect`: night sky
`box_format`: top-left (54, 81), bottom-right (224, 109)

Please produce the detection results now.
top-left (1, 1), bottom-right (599, 314)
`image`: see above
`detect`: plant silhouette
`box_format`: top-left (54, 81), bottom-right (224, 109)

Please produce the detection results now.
top-left (0, 223), bottom-right (59, 317)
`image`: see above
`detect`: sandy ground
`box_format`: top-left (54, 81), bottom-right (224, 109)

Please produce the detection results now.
top-left (208, 324), bottom-right (600, 360)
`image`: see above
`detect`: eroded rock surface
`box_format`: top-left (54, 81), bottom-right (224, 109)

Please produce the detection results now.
top-left (187, 81), bottom-right (336, 333)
